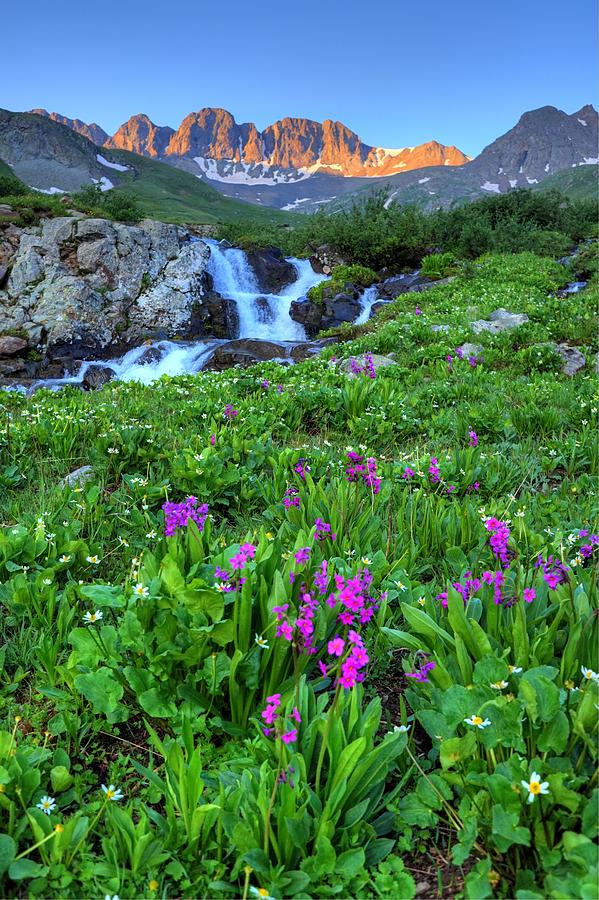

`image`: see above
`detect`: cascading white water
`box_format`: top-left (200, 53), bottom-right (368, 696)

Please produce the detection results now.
top-left (13, 241), bottom-right (331, 391)
top-left (204, 239), bottom-right (328, 341)
top-left (354, 285), bottom-right (380, 325)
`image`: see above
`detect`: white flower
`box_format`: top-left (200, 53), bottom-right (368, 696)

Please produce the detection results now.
top-left (83, 610), bottom-right (103, 624)
top-left (391, 724), bottom-right (409, 733)
top-left (118, 536), bottom-right (129, 547)
top-left (59, 554), bottom-right (71, 563)
top-left (490, 680), bottom-right (508, 690)
top-left (249, 887), bottom-right (273, 899)
top-left (509, 665), bottom-right (523, 674)
top-left (36, 795), bottom-right (56, 815)
top-left (107, 447), bottom-right (119, 455)
top-left (581, 666), bottom-right (599, 684)
top-left (255, 634), bottom-right (269, 649)
top-left (86, 555), bottom-right (100, 564)
top-left (395, 580), bottom-right (407, 592)
top-left (361, 557), bottom-right (372, 566)
top-left (464, 714), bottom-right (491, 729)
top-left (520, 771), bottom-right (550, 803)
top-left (132, 583), bottom-right (149, 598)
top-left (101, 784), bottom-right (123, 802)
top-left (145, 530), bottom-right (157, 539)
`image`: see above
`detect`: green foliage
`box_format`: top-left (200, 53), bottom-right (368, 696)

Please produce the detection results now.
top-left (0, 174), bottom-right (28, 197)
top-left (307, 263), bottom-right (378, 302)
top-left (0, 249), bottom-right (596, 898)
top-left (419, 251), bottom-right (457, 279)
top-left (71, 184), bottom-right (141, 223)
top-left (218, 187), bottom-right (598, 271)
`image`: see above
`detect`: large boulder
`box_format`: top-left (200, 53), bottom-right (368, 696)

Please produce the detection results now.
top-left (471, 308), bottom-right (529, 334)
top-left (0, 335), bottom-right (28, 357)
top-left (204, 338), bottom-right (290, 371)
top-left (0, 217), bottom-right (213, 360)
top-left (246, 248), bottom-right (296, 293)
top-left (82, 364), bottom-right (115, 390)
top-left (555, 344), bottom-right (586, 376)
top-left (309, 244), bottom-right (347, 275)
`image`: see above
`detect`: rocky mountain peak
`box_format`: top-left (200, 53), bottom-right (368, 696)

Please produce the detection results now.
top-left (30, 108), bottom-right (109, 147)
top-left (105, 114), bottom-right (175, 158)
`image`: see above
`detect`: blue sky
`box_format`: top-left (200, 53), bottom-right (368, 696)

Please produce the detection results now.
top-left (4, 0), bottom-right (597, 155)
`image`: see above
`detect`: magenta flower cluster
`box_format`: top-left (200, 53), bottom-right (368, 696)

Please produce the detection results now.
top-left (282, 487), bottom-right (300, 510)
top-left (162, 497), bottom-right (209, 537)
top-left (223, 404), bottom-right (238, 420)
top-left (535, 554), bottom-right (569, 590)
top-left (261, 693), bottom-right (301, 744)
top-left (349, 352), bottom-right (376, 379)
top-left (273, 564), bottom-right (379, 689)
top-left (314, 517), bottom-right (337, 542)
top-left (485, 517), bottom-right (511, 567)
top-left (406, 660), bottom-right (436, 683)
top-left (294, 458), bottom-right (309, 480)
top-left (345, 451), bottom-right (382, 494)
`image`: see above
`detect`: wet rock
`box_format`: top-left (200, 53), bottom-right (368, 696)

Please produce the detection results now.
top-left (0, 335), bottom-right (28, 356)
top-left (246, 247), bottom-right (296, 293)
top-left (407, 275), bottom-right (456, 293)
top-left (82, 364), bottom-right (115, 390)
top-left (254, 296), bottom-right (274, 324)
top-left (135, 346), bottom-right (163, 366)
top-left (290, 337), bottom-right (340, 361)
top-left (471, 308), bottom-right (529, 334)
top-left (309, 244), bottom-right (347, 275)
top-left (370, 300), bottom-right (391, 317)
top-left (60, 465), bottom-right (94, 488)
top-left (377, 274), bottom-right (416, 298)
top-left (204, 339), bottom-right (290, 371)
top-left (556, 344), bottom-right (586, 376)
top-left (202, 292), bottom-right (239, 339)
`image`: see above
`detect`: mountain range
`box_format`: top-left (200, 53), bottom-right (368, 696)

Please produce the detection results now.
top-left (31, 107), bottom-right (470, 182)
top-left (0, 103), bottom-right (597, 219)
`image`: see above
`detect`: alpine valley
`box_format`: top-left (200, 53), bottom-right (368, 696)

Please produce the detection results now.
top-left (0, 102), bottom-right (596, 215)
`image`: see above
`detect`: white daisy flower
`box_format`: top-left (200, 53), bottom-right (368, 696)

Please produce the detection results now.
top-left (86, 555), bottom-right (100, 564)
top-left (581, 666), bottom-right (599, 684)
top-left (255, 634), bottom-right (269, 649)
top-left (36, 795), bottom-right (56, 815)
top-left (520, 771), bottom-right (550, 803)
top-left (101, 784), bottom-right (123, 802)
top-left (509, 665), bottom-right (523, 674)
top-left (83, 610), bottom-right (103, 624)
top-left (464, 714), bottom-right (491, 729)
top-left (132, 583), bottom-right (149, 598)
top-left (490, 681), bottom-right (508, 690)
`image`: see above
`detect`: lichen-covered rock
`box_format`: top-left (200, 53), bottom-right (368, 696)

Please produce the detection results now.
top-left (555, 344), bottom-right (586, 376)
top-left (0, 335), bottom-right (28, 357)
top-left (471, 309), bottom-right (529, 334)
top-left (0, 216), bottom-right (214, 358)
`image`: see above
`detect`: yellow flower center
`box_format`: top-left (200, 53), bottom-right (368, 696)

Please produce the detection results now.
top-left (106, 789), bottom-right (115, 799)
top-left (149, 881), bottom-right (159, 891)
top-left (529, 781), bottom-right (541, 794)
top-left (258, 890), bottom-right (269, 899)
top-left (584, 670), bottom-right (592, 679)
top-left (55, 824), bottom-right (64, 833)
top-left (472, 715), bottom-right (483, 726)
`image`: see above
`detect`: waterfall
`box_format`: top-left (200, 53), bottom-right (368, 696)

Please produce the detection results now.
top-left (354, 286), bottom-right (380, 325)
top-left (204, 239), bottom-right (327, 341)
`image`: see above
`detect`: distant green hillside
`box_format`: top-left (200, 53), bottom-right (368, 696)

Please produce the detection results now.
top-left (108, 150), bottom-right (294, 226)
top-left (0, 157), bottom-right (14, 178)
top-left (533, 165), bottom-right (598, 201)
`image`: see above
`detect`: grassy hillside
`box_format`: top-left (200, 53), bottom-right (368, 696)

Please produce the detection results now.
top-left (533, 164), bottom-right (598, 200)
top-left (0, 157), bottom-right (14, 178)
top-left (108, 149), bottom-right (294, 226)
top-left (0, 251), bottom-right (597, 899)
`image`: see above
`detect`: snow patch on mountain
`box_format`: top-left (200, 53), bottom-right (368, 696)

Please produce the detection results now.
top-left (578, 118), bottom-right (588, 126)
top-left (481, 181), bottom-right (501, 193)
top-left (96, 154), bottom-right (130, 172)
top-left (193, 157), bottom-right (311, 185)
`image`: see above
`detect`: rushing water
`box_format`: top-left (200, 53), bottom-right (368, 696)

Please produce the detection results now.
top-left (204, 239), bottom-right (327, 340)
top-left (10, 241), bottom-right (331, 390)
top-left (354, 286), bottom-right (380, 325)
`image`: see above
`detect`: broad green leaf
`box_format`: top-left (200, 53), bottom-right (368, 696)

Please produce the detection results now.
top-left (74, 667), bottom-right (123, 715)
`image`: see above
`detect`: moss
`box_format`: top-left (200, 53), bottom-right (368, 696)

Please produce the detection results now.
top-left (307, 264), bottom-right (378, 303)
